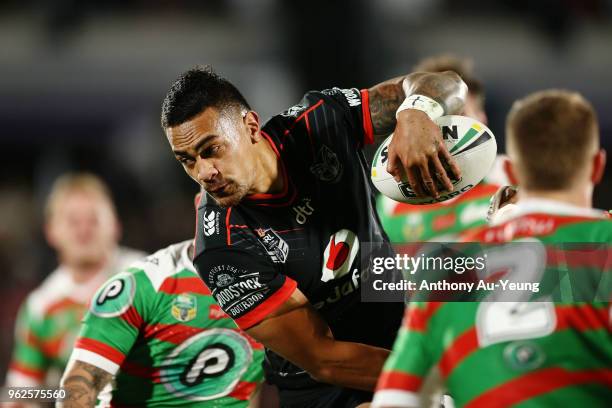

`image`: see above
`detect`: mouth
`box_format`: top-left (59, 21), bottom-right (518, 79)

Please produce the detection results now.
top-left (208, 182), bottom-right (228, 195)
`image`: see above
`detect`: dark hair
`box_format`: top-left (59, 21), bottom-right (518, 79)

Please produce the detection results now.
top-left (507, 89), bottom-right (599, 190)
top-left (413, 54), bottom-right (485, 103)
top-left (161, 65), bottom-right (251, 128)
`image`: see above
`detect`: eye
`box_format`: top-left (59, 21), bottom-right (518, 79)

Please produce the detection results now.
top-left (203, 144), bottom-right (223, 158)
top-left (177, 156), bottom-right (195, 166)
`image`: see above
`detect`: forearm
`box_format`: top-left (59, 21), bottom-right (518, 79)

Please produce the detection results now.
top-left (58, 361), bottom-right (112, 408)
top-left (368, 71), bottom-right (467, 139)
top-left (312, 339), bottom-right (390, 391)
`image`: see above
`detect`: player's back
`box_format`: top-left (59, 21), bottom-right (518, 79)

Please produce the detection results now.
top-left (375, 199), bottom-right (611, 408)
top-left (442, 199), bottom-right (612, 407)
top-left (74, 241), bottom-right (264, 407)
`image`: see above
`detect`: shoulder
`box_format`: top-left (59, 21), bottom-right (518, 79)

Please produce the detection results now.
top-left (127, 240), bottom-right (195, 292)
top-left (25, 267), bottom-right (73, 321)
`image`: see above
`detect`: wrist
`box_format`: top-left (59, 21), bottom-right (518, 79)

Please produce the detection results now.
top-left (396, 94), bottom-right (444, 121)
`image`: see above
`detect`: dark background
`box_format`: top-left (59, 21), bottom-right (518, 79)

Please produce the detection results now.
top-left (1, 0), bottom-right (611, 377)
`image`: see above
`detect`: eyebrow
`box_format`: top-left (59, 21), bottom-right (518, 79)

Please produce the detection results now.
top-left (173, 134), bottom-right (218, 157)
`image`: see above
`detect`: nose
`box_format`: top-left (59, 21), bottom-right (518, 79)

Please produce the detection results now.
top-left (195, 157), bottom-right (219, 184)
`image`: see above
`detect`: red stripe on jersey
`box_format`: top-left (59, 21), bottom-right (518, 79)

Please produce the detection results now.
top-left (555, 304), bottom-right (609, 332)
top-left (290, 99), bottom-right (325, 129)
top-left (403, 302), bottom-right (442, 332)
top-left (120, 306), bottom-right (144, 329)
top-left (158, 276), bottom-right (211, 296)
top-left (9, 361), bottom-right (46, 381)
top-left (46, 298), bottom-right (80, 316)
top-left (119, 361), bottom-right (161, 383)
top-left (75, 337), bottom-right (125, 365)
top-left (228, 380), bottom-right (259, 401)
top-left (226, 207), bottom-right (233, 246)
top-left (546, 247), bottom-right (611, 270)
top-left (143, 323), bottom-right (204, 345)
top-left (438, 327), bottom-right (479, 378)
top-left (391, 184), bottom-right (500, 215)
top-left (465, 367), bottom-right (612, 408)
top-left (234, 277), bottom-right (298, 330)
top-left (376, 370), bottom-right (423, 393)
top-left (463, 214), bottom-right (604, 243)
top-left (360, 89), bottom-right (374, 145)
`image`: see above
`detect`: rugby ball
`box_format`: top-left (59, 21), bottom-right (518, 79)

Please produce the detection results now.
top-left (371, 115), bottom-right (497, 204)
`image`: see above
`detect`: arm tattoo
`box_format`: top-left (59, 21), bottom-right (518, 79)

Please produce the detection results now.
top-left (59, 361), bottom-right (112, 408)
top-left (367, 71), bottom-right (468, 139)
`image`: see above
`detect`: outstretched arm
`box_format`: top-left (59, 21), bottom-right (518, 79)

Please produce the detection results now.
top-left (58, 360), bottom-right (112, 408)
top-left (367, 71), bottom-right (468, 198)
top-left (247, 288), bottom-right (389, 391)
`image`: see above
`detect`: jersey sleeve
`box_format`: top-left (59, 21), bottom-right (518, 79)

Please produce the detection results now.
top-left (5, 300), bottom-right (48, 386)
top-left (280, 87), bottom-right (375, 147)
top-left (371, 303), bottom-right (436, 408)
top-left (193, 247), bottom-right (297, 330)
top-left (70, 270), bottom-right (152, 375)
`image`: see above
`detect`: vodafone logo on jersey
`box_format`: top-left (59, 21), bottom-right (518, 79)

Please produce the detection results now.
top-left (321, 229), bottom-right (360, 282)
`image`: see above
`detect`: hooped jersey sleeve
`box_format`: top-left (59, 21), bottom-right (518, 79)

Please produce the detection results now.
top-left (372, 303), bottom-right (437, 408)
top-left (193, 204), bottom-right (297, 331)
top-left (6, 301), bottom-right (49, 385)
top-left (70, 269), bottom-right (154, 375)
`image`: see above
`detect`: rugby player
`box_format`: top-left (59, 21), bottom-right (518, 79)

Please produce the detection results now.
top-left (161, 66), bottom-right (468, 406)
top-left (58, 237), bottom-right (265, 407)
top-left (5, 173), bottom-right (144, 391)
top-left (371, 90), bottom-right (611, 407)
top-left (377, 54), bottom-right (507, 242)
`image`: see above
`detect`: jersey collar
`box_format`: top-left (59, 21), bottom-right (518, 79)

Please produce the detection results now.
top-left (497, 197), bottom-right (608, 224)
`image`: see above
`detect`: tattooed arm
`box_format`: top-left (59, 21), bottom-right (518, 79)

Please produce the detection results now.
top-left (57, 360), bottom-right (112, 408)
top-left (367, 71), bottom-right (468, 197)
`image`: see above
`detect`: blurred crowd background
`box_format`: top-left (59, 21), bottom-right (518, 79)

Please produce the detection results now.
top-left (1, 0), bottom-right (611, 378)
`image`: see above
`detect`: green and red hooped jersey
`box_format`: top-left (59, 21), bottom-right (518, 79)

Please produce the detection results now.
top-left (376, 182), bottom-right (500, 243)
top-left (71, 241), bottom-right (265, 407)
top-left (6, 248), bottom-right (144, 386)
top-left (372, 199), bottom-right (612, 408)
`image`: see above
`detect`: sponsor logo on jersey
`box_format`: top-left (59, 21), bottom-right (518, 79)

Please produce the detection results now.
top-left (255, 228), bottom-right (289, 263)
top-left (310, 145), bottom-right (343, 183)
top-left (90, 272), bottom-right (136, 318)
top-left (339, 88), bottom-right (361, 107)
top-left (171, 293), bottom-right (198, 322)
top-left (503, 341), bottom-right (545, 371)
top-left (292, 197), bottom-right (315, 225)
top-left (203, 210), bottom-right (219, 236)
top-left (321, 229), bottom-right (360, 282)
top-left (216, 273), bottom-right (234, 288)
top-left (280, 104), bottom-right (307, 118)
top-left (313, 268), bottom-right (360, 310)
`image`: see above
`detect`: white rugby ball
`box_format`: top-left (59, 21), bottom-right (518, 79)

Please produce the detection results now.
top-left (371, 115), bottom-right (497, 204)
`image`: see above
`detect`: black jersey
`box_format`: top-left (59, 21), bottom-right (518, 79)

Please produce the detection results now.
top-left (193, 88), bottom-right (403, 398)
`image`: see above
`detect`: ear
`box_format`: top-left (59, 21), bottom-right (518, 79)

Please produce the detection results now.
top-left (590, 149), bottom-right (606, 185)
top-left (503, 157), bottom-right (519, 186)
top-left (243, 111), bottom-right (261, 143)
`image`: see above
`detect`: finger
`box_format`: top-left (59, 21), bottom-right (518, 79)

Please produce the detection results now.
top-left (386, 147), bottom-right (402, 182)
top-left (418, 162), bottom-right (439, 198)
top-left (405, 166), bottom-right (427, 197)
top-left (439, 147), bottom-right (462, 187)
top-left (431, 154), bottom-right (453, 193)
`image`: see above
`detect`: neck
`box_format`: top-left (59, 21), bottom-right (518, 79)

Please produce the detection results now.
top-left (518, 184), bottom-right (593, 209)
top-left (63, 254), bottom-right (110, 284)
top-left (251, 133), bottom-right (284, 194)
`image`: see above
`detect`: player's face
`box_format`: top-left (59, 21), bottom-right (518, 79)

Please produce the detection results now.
top-left (46, 191), bottom-right (118, 266)
top-left (166, 107), bottom-right (257, 207)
